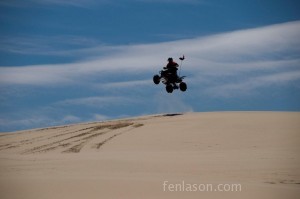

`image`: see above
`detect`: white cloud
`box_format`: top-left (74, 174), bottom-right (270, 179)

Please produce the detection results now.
top-left (206, 71), bottom-right (300, 98)
top-left (55, 96), bottom-right (139, 107)
top-left (0, 35), bottom-right (101, 55)
top-left (0, 115), bottom-right (58, 131)
top-left (92, 114), bottom-right (110, 121)
top-left (0, 21), bottom-right (299, 96)
top-left (0, 64), bottom-right (76, 85)
top-left (99, 80), bottom-right (151, 89)
top-left (61, 115), bottom-right (81, 123)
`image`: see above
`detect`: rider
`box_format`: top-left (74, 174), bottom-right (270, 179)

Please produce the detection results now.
top-left (164, 57), bottom-right (179, 80)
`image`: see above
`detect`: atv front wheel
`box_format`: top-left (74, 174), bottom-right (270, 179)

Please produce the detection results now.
top-left (166, 84), bottom-right (173, 93)
top-left (153, 75), bottom-right (160, 85)
top-left (179, 82), bottom-right (187, 92)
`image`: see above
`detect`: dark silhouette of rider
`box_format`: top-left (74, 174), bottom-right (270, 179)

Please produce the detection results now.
top-left (164, 57), bottom-right (179, 80)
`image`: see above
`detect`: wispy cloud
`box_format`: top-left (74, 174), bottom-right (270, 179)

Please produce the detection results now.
top-left (1, 20), bottom-right (299, 87)
top-left (0, 113), bottom-right (73, 132)
top-left (1, 21), bottom-right (300, 131)
top-left (99, 80), bottom-right (151, 89)
top-left (0, 35), bottom-right (101, 56)
top-left (206, 71), bottom-right (300, 98)
top-left (55, 96), bottom-right (139, 108)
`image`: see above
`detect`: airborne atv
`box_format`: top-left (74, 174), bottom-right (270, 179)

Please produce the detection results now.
top-left (153, 68), bottom-right (187, 93)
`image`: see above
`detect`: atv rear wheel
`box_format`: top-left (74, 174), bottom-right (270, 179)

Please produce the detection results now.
top-left (179, 82), bottom-right (187, 92)
top-left (153, 75), bottom-right (160, 84)
top-left (166, 84), bottom-right (173, 93)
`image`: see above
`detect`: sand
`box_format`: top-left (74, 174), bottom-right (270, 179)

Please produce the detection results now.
top-left (0, 112), bottom-right (299, 199)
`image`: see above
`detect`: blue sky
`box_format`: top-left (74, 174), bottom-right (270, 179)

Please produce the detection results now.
top-left (0, 0), bottom-right (300, 132)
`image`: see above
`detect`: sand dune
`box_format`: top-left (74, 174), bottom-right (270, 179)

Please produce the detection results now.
top-left (0, 112), bottom-right (299, 199)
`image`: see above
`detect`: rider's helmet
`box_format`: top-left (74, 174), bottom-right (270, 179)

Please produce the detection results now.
top-left (168, 57), bottom-right (173, 62)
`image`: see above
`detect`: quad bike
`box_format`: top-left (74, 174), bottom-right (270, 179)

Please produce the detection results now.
top-left (153, 68), bottom-right (187, 93)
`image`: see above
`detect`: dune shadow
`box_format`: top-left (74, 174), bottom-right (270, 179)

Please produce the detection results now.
top-left (162, 113), bottom-right (183, 117)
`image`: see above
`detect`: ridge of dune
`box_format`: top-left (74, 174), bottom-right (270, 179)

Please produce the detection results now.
top-left (0, 112), bottom-right (300, 199)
